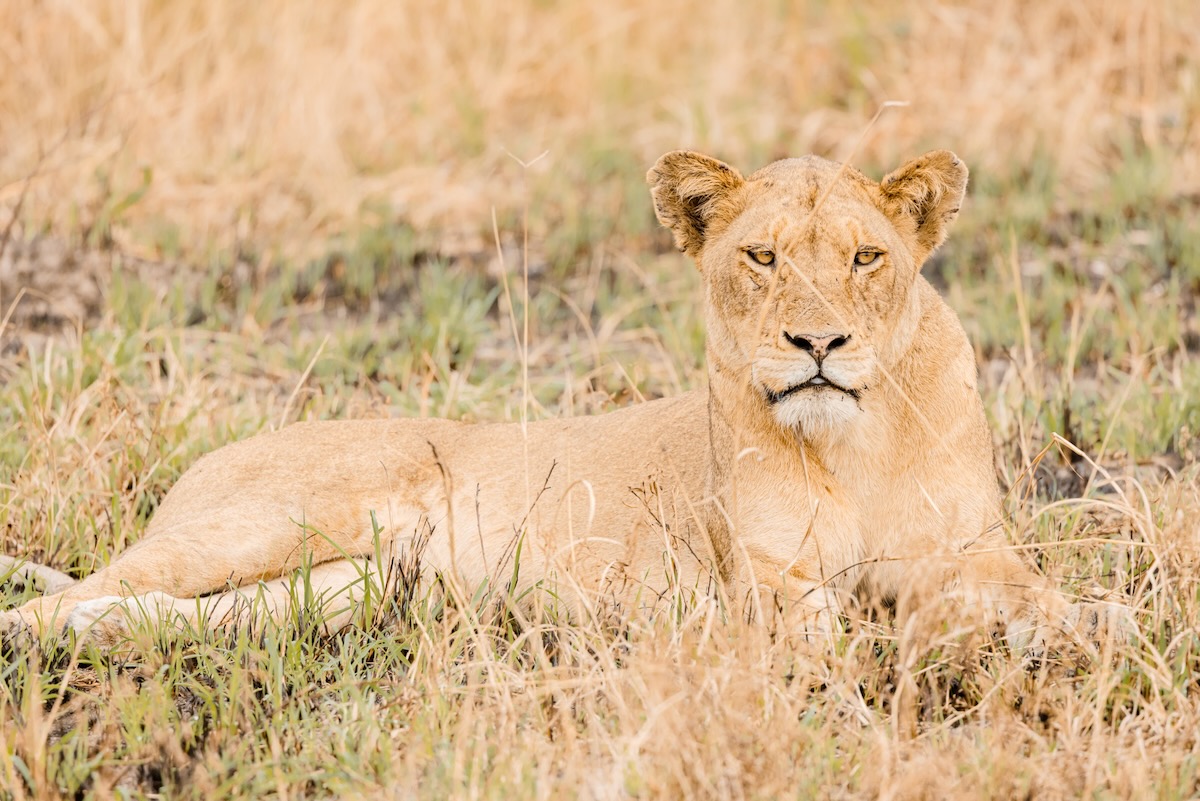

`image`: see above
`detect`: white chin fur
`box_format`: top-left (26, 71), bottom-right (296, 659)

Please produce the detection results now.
top-left (771, 390), bottom-right (861, 434)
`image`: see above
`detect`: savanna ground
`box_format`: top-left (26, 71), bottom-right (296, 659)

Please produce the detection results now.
top-left (1, 1), bottom-right (1199, 798)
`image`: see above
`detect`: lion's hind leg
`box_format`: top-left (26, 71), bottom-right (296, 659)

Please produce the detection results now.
top-left (65, 558), bottom-right (375, 648)
top-left (2, 519), bottom-right (326, 641)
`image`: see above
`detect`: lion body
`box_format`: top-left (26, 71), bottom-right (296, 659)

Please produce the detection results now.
top-left (2, 149), bottom-right (1069, 645)
top-left (104, 394), bottom-right (713, 609)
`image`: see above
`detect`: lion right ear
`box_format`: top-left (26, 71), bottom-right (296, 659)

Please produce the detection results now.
top-left (878, 150), bottom-right (969, 263)
top-left (647, 151), bottom-right (745, 259)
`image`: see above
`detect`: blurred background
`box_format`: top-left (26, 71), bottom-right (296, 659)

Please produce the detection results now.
top-left (3, 1), bottom-right (1194, 251)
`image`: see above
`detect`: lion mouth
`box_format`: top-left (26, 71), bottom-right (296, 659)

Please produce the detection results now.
top-left (764, 375), bottom-right (860, 404)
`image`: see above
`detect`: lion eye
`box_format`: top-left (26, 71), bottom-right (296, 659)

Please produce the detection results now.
top-left (749, 249), bottom-right (775, 267)
top-left (854, 249), bottom-right (881, 267)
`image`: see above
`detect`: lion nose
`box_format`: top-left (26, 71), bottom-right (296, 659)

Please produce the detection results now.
top-left (783, 332), bottom-right (850, 362)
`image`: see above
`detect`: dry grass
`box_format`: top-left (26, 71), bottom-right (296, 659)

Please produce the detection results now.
top-left (2, 0), bottom-right (1200, 799)
top-left (2, 0), bottom-right (1197, 255)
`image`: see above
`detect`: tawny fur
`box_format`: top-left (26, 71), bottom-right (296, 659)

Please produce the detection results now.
top-left (2, 150), bottom-right (1080, 648)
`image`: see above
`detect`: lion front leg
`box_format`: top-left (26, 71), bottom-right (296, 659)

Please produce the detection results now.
top-left (719, 482), bottom-right (865, 640)
top-left (871, 533), bottom-right (1126, 658)
top-left (959, 546), bottom-right (1133, 657)
top-left (732, 538), bottom-right (860, 642)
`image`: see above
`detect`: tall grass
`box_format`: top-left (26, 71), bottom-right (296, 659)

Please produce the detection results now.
top-left (2, 0), bottom-right (1199, 798)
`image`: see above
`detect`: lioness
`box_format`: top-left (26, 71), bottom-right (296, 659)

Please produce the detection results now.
top-left (1, 149), bottom-right (1075, 649)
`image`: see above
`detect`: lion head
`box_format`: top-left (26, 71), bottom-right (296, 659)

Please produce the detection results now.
top-left (648, 149), bottom-right (968, 437)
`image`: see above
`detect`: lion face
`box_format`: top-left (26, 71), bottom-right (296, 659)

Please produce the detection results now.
top-left (649, 149), bottom-right (968, 438)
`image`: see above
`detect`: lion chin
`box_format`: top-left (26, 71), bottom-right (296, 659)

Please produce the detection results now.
top-left (767, 385), bottom-right (863, 435)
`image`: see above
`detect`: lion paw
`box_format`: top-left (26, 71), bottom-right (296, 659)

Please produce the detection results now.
top-left (64, 595), bottom-right (131, 648)
top-left (1008, 599), bottom-right (1134, 666)
top-left (1061, 600), bottom-right (1133, 649)
top-left (64, 592), bottom-right (179, 650)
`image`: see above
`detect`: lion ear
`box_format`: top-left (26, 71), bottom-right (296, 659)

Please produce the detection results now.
top-left (878, 150), bottom-right (968, 263)
top-left (647, 151), bottom-right (745, 259)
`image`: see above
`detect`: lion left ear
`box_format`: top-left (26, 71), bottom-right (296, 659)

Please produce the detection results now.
top-left (878, 150), bottom-right (968, 263)
top-left (647, 151), bottom-right (745, 260)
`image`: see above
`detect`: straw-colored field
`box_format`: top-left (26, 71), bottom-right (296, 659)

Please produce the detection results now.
top-left (2, 1), bottom-right (1199, 798)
